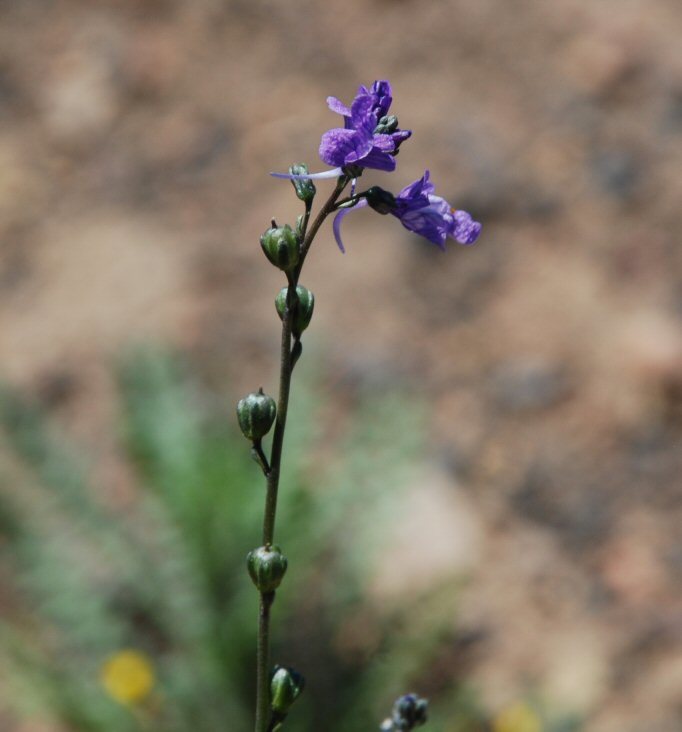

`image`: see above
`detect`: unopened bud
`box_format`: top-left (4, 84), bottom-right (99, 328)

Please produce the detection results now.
top-left (289, 164), bottom-right (316, 203)
top-left (275, 285), bottom-right (315, 337)
top-left (247, 545), bottom-right (288, 593)
top-left (260, 225), bottom-right (300, 271)
top-left (236, 389), bottom-right (276, 441)
top-left (365, 187), bottom-right (397, 215)
top-left (270, 665), bottom-right (305, 716)
top-left (375, 115), bottom-right (399, 134)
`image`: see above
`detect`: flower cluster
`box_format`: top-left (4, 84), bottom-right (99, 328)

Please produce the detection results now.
top-left (380, 694), bottom-right (429, 731)
top-left (320, 80), bottom-right (411, 172)
top-left (273, 80), bottom-right (481, 252)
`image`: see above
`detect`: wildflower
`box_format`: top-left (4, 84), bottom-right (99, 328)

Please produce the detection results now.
top-left (332, 170), bottom-right (482, 252)
top-left (100, 649), bottom-right (155, 706)
top-left (493, 702), bottom-right (542, 732)
top-left (321, 80), bottom-right (411, 172)
top-left (271, 80), bottom-right (411, 181)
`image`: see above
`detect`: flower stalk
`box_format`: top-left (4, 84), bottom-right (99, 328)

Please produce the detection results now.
top-left (251, 179), bottom-right (348, 732)
top-left (240, 78), bottom-right (478, 732)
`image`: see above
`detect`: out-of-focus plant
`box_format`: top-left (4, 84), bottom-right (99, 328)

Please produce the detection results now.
top-left (0, 348), bottom-right (485, 732)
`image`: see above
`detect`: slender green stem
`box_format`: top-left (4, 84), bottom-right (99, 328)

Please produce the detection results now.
top-left (255, 590), bottom-right (274, 732)
top-left (262, 287), bottom-right (295, 546)
top-left (332, 190), bottom-right (370, 209)
top-left (254, 178), bottom-right (348, 732)
top-left (300, 200), bottom-right (312, 239)
top-left (251, 439), bottom-right (271, 475)
top-left (295, 176), bottom-right (348, 277)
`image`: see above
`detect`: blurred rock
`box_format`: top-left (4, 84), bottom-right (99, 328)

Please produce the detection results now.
top-left (561, 28), bottom-right (643, 98)
top-left (544, 627), bottom-right (609, 712)
top-left (41, 25), bottom-right (122, 149)
top-left (489, 359), bottom-right (571, 414)
top-left (590, 148), bottom-right (641, 201)
top-left (662, 89), bottom-right (682, 133)
top-left (512, 460), bottom-right (610, 551)
top-left (369, 465), bottom-right (483, 604)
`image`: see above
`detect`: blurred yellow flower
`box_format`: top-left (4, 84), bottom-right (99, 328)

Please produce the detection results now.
top-left (493, 702), bottom-right (542, 732)
top-left (100, 649), bottom-right (155, 706)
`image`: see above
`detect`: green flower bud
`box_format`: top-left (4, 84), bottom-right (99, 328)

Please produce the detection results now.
top-left (365, 186), bottom-right (397, 215)
top-left (375, 115), bottom-right (399, 134)
top-left (236, 389), bottom-right (276, 441)
top-left (260, 224), bottom-right (300, 271)
top-left (270, 665), bottom-right (305, 716)
top-left (246, 545), bottom-right (288, 593)
top-left (289, 164), bottom-right (316, 203)
top-left (275, 285), bottom-right (315, 337)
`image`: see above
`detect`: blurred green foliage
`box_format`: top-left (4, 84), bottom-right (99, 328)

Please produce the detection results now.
top-left (0, 348), bottom-right (486, 732)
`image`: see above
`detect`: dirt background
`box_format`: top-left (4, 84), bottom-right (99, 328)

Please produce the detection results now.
top-left (0, 1), bottom-right (681, 731)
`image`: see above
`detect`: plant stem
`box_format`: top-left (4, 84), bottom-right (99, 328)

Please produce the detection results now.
top-left (254, 299), bottom-right (292, 732)
top-left (254, 177), bottom-right (348, 732)
top-left (295, 176), bottom-right (348, 277)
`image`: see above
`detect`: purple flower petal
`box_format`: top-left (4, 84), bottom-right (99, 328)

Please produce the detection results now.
top-left (320, 127), bottom-right (373, 167)
top-left (451, 210), bottom-right (482, 245)
top-left (370, 80), bottom-right (393, 118)
top-left (332, 199), bottom-right (368, 253)
top-left (357, 148), bottom-right (397, 171)
top-left (399, 207), bottom-right (448, 249)
top-left (327, 96), bottom-right (351, 116)
top-left (397, 170), bottom-right (431, 201)
top-left (371, 133), bottom-right (396, 152)
top-left (349, 94), bottom-right (377, 139)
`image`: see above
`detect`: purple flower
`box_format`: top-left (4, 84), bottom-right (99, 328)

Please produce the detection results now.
top-left (392, 171), bottom-right (482, 249)
top-left (320, 80), bottom-right (411, 172)
top-left (271, 80), bottom-right (411, 181)
top-left (332, 171), bottom-right (482, 252)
